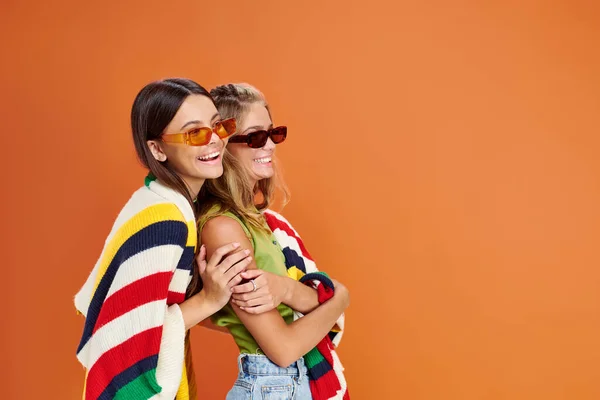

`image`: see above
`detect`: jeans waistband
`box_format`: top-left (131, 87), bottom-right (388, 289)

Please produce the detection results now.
top-left (237, 354), bottom-right (307, 380)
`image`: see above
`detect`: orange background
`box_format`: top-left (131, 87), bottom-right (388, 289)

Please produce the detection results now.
top-left (2, 1), bottom-right (600, 399)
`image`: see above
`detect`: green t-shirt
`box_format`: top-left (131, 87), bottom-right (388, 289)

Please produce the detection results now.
top-left (199, 210), bottom-right (294, 354)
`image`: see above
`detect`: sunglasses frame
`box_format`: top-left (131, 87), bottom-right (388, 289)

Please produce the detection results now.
top-left (228, 126), bottom-right (287, 148)
top-left (161, 118), bottom-right (237, 146)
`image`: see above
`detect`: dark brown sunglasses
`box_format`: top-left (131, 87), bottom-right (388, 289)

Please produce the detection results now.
top-left (228, 126), bottom-right (287, 148)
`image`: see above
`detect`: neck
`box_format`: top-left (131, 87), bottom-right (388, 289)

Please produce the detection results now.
top-left (183, 177), bottom-right (205, 199)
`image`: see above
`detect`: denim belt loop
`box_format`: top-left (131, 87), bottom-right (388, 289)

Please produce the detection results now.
top-left (297, 357), bottom-right (306, 382)
top-left (237, 353), bottom-right (246, 373)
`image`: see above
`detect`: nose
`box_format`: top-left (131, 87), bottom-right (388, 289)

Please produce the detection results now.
top-left (209, 132), bottom-right (222, 146)
top-left (263, 136), bottom-right (276, 151)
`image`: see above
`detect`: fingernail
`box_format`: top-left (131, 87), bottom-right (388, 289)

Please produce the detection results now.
top-left (244, 249), bottom-right (250, 255)
top-left (233, 242), bottom-right (240, 248)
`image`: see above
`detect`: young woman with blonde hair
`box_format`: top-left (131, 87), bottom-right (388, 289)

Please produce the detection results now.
top-left (198, 83), bottom-right (350, 399)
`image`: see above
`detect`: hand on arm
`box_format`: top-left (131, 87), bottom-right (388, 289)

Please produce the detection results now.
top-left (179, 243), bottom-right (253, 330)
top-left (231, 270), bottom-right (320, 314)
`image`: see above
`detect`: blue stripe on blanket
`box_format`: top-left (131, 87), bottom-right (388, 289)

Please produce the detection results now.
top-left (299, 272), bottom-right (334, 289)
top-left (98, 354), bottom-right (159, 400)
top-left (282, 247), bottom-right (307, 273)
top-left (308, 358), bottom-right (333, 380)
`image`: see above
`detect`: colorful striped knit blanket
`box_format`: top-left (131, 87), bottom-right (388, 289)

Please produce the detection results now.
top-left (264, 210), bottom-right (349, 400)
top-left (74, 177), bottom-right (197, 400)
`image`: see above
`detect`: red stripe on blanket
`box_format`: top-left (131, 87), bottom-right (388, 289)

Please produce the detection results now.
top-left (264, 212), bottom-right (314, 261)
top-left (94, 272), bottom-right (172, 333)
top-left (167, 290), bottom-right (185, 305)
top-left (316, 337), bottom-right (335, 366)
top-left (308, 368), bottom-right (342, 399)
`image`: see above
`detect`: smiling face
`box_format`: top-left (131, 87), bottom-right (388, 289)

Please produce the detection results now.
top-left (226, 102), bottom-right (276, 186)
top-left (147, 94), bottom-right (227, 194)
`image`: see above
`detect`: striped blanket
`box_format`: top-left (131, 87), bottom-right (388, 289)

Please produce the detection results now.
top-left (74, 176), bottom-right (197, 400)
top-left (264, 210), bottom-right (349, 400)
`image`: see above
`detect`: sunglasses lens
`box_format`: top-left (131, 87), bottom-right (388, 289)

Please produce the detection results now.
top-left (271, 127), bottom-right (287, 144)
top-left (188, 128), bottom-right (211, 146)
top-left (249, 131), bottom-right (269, 148)
top-left (218, 118), bottom-right (237, 138)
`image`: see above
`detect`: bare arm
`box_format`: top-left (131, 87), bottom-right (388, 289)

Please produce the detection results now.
top-left (179, 290), bottom-right (222, 331)
top-left (202, 216), bottom-right (349, 368)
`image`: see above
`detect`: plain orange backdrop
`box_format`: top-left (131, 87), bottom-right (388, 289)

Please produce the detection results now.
top-left (2, 1), bottom-right (600, 399)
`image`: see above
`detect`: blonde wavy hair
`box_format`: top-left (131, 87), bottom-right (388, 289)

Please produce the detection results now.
top-left (198, 83), bottom-right (289, 234)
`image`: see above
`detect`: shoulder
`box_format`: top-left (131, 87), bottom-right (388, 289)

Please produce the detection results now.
top-left (202, 214), bottom-right (252, 243)
top-left (201, 214), bottom-right (255, 252)
top-left (110, 189), bottom-right (190, 247)
top-left (118, 186), bottom-right (188, 222)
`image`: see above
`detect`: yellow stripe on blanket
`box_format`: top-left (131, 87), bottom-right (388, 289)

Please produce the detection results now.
top-left (175, 362), bottom-right (189, 400)
top-left (287, 266), bottom-right (305, 281)
top-left (92, 203), bottom-right (188, 293)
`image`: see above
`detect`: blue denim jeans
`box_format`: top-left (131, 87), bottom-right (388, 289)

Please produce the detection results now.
top-left (226, 354), bottom-right (312, 400)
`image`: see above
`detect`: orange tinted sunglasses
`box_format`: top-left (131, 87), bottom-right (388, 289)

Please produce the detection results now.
top-left (162, 118), bottom-right (236, 146)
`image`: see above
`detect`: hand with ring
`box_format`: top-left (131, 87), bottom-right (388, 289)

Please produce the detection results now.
top-left (230, 269), bottom-right (290, 314)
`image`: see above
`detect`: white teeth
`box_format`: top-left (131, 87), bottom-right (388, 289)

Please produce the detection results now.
top-left (198, 151), bottom-right (220, 161)
top-left (254, 157), bottom-right (272, 164)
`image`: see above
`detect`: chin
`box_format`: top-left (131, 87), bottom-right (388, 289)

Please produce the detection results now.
top-left (198, 166), bottom-right (224, 180)
top-left (254, 174), bottom-right (274, 182)
top-left (252, 169), bottom-right (274, 181)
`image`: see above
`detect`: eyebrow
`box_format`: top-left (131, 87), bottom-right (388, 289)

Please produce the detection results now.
top-left (242, 123), bottom-right (273, 134)
top-left (180, 112), bottom-right (221, 130)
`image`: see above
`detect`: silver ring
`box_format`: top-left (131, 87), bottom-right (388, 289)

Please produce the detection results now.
top-left (251, 279), bottom-right (257, 292)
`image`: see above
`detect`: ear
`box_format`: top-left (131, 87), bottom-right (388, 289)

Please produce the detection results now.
top-left (147, 140), bottom-right (167, 162)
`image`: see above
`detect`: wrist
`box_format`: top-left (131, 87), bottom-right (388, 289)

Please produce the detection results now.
top-left (194, 289), bottom-right (220, 314)
top-left (330, 289), bottom-right (349, 309)
top-left (282, 276), bottom-right (294, 305)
